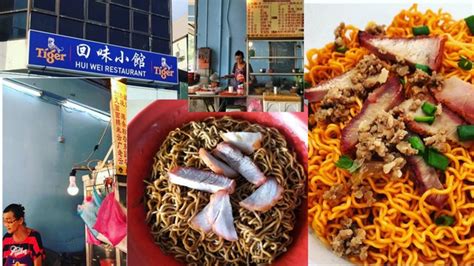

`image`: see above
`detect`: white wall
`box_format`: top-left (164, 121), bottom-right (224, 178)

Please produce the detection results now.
top-left (0, 39), bottom-right (28, 71)
top-left (2, 82), bottom-right (112, 253)
top-left (127, 86), bottom-right (178, 122)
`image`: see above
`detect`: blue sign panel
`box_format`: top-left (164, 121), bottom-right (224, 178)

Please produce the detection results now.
top-left (28, 30), bottom-right (178, 84)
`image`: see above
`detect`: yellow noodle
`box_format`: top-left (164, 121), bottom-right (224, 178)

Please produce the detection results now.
top-left (145, 117), bottom-right (306, 265)
top-left (307, 4), bottom-right (474, 265)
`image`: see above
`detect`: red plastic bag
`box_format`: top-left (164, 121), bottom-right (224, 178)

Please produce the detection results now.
top-left (93, 192), bottom-right (126, 246)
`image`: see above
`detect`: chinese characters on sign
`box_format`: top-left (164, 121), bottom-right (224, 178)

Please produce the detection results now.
top-left (97, 45), bottom-right (112, 63)
top-left (28, 30), bottom-right (178, 84)
top-left (111, 79), bottom-right (127, 175)
top-left (247, 0), bottom-right (304, 38)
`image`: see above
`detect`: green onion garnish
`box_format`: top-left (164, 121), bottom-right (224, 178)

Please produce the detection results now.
top-left (457, 125), bottom-right (474, 141)
top-left (304, 81), bottom-right (312, 89)
top-left (414, 116), bottom-right (435, 125)
top-left (412, 25), bottom-right (430, 36)
top-left (335, 155), bottom-right (353, 170)
top-left (435, 215), bottom-right (455, 226)
top-left (424, 148), bottom-right (450, 171)
top-left (465, 15), bottom-right (474, 35)
top-left (347, 161), bottom-right (361, 173)
top-left (408, 135), bottom-right (425, 154)
top-left (421, 102), bottom-right (437, 116)
top-left (458, 57), bottom-right (473, 71)
top-left (335, 46), bottom-right (348, 53)
top-left (400, 77), bottom-right (406, 86)
top-left (415, 64), bottom-right (432, 75)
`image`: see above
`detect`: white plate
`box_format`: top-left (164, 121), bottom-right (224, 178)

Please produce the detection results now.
top-left (305, 2), bottom-right (473, 265)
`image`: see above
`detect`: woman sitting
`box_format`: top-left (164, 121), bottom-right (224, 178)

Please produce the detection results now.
top-left (3, 204), bottom-right (45, 266)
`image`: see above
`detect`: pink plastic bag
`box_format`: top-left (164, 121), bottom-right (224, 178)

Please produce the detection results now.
top-left (247, 98), bottom-right (263, 112)
top-left (86, 227), bottom-right (101, 246)
top-left (93, 192), bottom-right (127, 246)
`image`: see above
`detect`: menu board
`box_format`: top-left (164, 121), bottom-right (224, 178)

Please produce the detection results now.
top-left (111, 78), bottom-right (127, 176)
top-left (247, 0), bottom-right (304, 39)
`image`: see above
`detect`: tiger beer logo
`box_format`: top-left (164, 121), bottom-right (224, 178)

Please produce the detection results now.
top-left (35, 37), bottom-right (66, 64)
top-left (153, 58), bottom-right (175, 80)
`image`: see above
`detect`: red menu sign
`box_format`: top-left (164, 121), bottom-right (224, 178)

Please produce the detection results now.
top-left (247, 0), bottom-right (304, 38)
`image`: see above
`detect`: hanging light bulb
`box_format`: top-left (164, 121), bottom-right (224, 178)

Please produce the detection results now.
top-left (68, 170), bottom-right (79, 196)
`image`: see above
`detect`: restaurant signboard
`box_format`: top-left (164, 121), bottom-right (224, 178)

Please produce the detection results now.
top-left (28, 30), bottom-right (178, 84)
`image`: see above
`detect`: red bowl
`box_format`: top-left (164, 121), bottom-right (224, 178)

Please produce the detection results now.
top-left (128, 100), bottom-right (308, 266)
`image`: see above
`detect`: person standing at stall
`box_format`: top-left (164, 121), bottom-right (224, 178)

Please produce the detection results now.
top-left (3, 204), bottom-right (45, 266)
top-left (229, 50), bottom-right (256, 88)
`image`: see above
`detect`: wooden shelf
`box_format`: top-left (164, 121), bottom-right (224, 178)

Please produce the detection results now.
top-left (246, 38), bottom-right (304, 101)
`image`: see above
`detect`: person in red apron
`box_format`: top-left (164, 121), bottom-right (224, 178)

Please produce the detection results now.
top-left (3, 204), bottom-right (44, 266)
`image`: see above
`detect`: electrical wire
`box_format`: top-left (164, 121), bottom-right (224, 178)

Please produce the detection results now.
top-left (73, 120), bottom-right (111, 166)
top-left (87, 159), bottom-right (102, 172)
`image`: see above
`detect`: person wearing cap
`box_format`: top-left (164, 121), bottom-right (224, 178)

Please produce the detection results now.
top-left (3, 204), bottom-right (45, 266)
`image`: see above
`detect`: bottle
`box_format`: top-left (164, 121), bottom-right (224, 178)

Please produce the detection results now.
top-left (237, 84), bottom-right (244, 95)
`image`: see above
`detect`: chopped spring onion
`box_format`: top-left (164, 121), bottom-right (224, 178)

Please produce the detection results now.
top-left (408, 135), bottom-right (425, 154)
top-left (424, 148), bottom-right (450, 171)
top-left (335, 155), bottom-right (353, 170)
top-left (421, 102), bottom-right (437, 116)
top-left (304, 81), bottom-right (312, 89)
top-left (400, 77), bottom-right (406, 86)
top-left (457, 125), bottom-right (474, 141)
top-left (414, 116), bottom-right (435, 125)
top-left (458, 57), bottom-right (473, 70)
top-left (347, 161), bottom-right (361, 173)
top-left (335, 45), bottom-right (348, 53)
top-left (465, 15), bottom-right (474, 35)
top-left (412, 25), bottom-right (430, 36)
top-left (415, 64), bottom-right (432, 75)
top-left (435, 215), bottom-right (455, 226)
